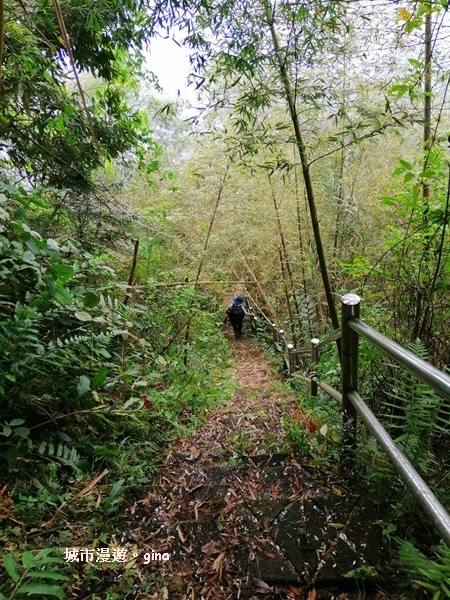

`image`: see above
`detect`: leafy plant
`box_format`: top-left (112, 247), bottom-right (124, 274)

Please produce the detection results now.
top-left (0, 548), bottom-right (68, 599)
top-left (380, 340), bottom-right (447, 476)
top-left (397, 539), bottom-right (450, 599)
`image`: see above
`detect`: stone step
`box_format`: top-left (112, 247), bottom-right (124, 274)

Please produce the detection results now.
top-left (167, 493), bottom-right (386, 588)
top-left (133, 450), bottom-right (403, 598)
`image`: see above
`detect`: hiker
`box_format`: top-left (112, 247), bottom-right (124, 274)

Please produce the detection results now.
top-left (225, 295), bottom-right (254, 339)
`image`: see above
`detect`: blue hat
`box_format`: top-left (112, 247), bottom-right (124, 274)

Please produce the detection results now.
top-left (234, 295), bottom-right (244, 305)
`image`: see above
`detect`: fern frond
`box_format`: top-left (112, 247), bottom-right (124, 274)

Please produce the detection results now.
top-left (379, 339), bottom-right (446, 476)
top-left (36, 441), bottom-right (81, 473)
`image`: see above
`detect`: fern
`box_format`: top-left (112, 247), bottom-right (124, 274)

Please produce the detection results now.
top-left (397, 539), bottom-right (450, 598)
top-left (380, 339), bottom-right (446, 475)
top-left (294, 294), bottom-right (316, 341)
top-left (37, 441), bottom-right (81, 474)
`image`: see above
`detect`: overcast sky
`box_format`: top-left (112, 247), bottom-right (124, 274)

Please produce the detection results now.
top-left (146, 35), bottom-right (194, 101)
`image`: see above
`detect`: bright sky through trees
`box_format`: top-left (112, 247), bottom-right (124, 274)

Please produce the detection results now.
top-left (146, 34), bottom-right (193, 100)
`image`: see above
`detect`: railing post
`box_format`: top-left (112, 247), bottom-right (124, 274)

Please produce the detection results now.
top-left (272, 323), bottom-right (277, 343)
top-left (341, 294), bottom-right (360, 452)
top-left (287, 343), bottom-right (294, 375)
top-left (311, 338), bottom-right (320, 397)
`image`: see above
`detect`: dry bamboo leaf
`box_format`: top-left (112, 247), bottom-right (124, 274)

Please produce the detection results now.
top-left (307, 588), bottom-right (317, 600)
top-left (177, 525), bottom-right (186, 543)
top-left (201, 540), bottom-right (217, 554)
top-left (211, 551), bottom-right (225, 572)
top-left (176, 567), bottom-right (195, 576)
top-left (253, 578), bottom-right (273, 594)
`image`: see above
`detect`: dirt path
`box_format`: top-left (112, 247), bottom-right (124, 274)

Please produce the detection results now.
top-left (128, 338), bottom-right (390, 600)
top-left (162, 338), bottom-right (304, 463)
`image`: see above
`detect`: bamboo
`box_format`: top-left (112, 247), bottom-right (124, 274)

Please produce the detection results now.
top-left (270, 178), bottom-right (300, 341)
top-left (294, 163), bottom-right (308, 297)
top-left (265, 5), bottom-right (340, 335)
top-left (51, 0), bottom-right (103, 162)
top-left (124, 239), bottom-right (139, 305)
top-left (153, 280), bottom-right (258, 288)
top-left (185, 167), bottom-right (228, 364)
top-left (238, 253), bottom-right (280, 326)
top-left (245, 289), bottom-right (273, 326)
top-left (277, 245), bottom-right (296, 344)
top-left (0, 0), bottom-right (4, 98)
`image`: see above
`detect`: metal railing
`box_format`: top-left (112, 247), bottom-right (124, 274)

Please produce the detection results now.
top-left (340, 294), bottom-right (450, 546)
top-left (259, 292), bottom-right (450, 547)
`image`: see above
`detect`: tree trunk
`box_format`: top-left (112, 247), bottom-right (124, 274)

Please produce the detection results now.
top-left (265, 5), bottom-right (340, 334)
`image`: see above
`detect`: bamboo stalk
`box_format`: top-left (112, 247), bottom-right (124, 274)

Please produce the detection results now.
top-left (270, 178), bottom-right (299, 344)
top-left (0, 0), bottom-right (4, 98)
top-left (245, 289), bottom-right (273, 325)
top-left (238, 252), bottom-right (280, 326)
top-left (124, 239), bottom-right (139, 305)
top-left (277, 245), bottom-right (296, 345)
top-left (185, 166), bottom-right (229, 364)
top-left (265, 4), bottom-right (339, 335)
top-left (51, 0), bottom-right (103, 162)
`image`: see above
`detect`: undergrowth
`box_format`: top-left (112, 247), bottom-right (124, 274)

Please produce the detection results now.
top-left (0, 185), bottom-right (235, 599)
top-left (257, 303), bottom-right (450, 596)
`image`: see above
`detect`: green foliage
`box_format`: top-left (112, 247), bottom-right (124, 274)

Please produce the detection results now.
top-left (0, 172), bottom-right (235, 599)
top-left (0, 548), bottom-right (68, 599)
top-left (397, 539), bottom-right (450, 599)
top-left (380, 340), bottom-right (447, 476)
top-left (1, 0), bottom-right (156, 189)
top-left (373, 147), bottom-right (450, 361)
top-left (343, 565), bottom-right (378, 581)
top-left (282, 415), bottom-right (311, 455)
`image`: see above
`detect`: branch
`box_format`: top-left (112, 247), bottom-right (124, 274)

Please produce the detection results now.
top-left (51, 0), bottom-right (103, 163)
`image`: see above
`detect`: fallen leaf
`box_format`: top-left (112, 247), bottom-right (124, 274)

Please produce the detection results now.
top-left (201, 540), bottom-right (217, 555)
top-left (176, 567), bottom-right (195, 576)
top-left (177, 525), bottom-right (186, 543)
top-left (307, 588), bottom-right (317, 600)
top-left (319, 424), bottom-right (328, 437)
top-left (211, 551), bottom-right (225, 571)
top-left (253, 578), bottom-right (273, 594)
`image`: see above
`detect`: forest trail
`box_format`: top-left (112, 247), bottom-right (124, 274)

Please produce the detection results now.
top-left (130, 337), bottom-right (392, 600)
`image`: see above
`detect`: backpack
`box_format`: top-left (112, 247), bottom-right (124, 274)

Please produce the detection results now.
top-left (227, 302), bottom-right (245, 316)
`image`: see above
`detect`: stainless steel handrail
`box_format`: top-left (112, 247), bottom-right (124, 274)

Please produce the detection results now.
top-left (260, 291), bottom-right (450, 546)
top-left (348, 318), bottom-right (450, 400)
top-left (340, 294), bottom-right (450, 547)
top-left (317, 327), bottom-right (341, 349)
top-left (349, 390), bottom-right (450, 547)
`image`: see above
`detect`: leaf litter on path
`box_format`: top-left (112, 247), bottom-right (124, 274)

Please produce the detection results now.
top-left (125, 338), bottom-right (392, 600)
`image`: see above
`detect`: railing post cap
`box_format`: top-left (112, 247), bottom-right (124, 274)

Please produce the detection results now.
top-left (279, 329), bottom-right (284, 334)
top-left (287, 343), bottom-right (294, 349)
top-left (342, 293), bottom-right (361, 306)
top-left (272, 323), bottom-right (277, 327)
top-left (311, 338), bottom-right (320, 345)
